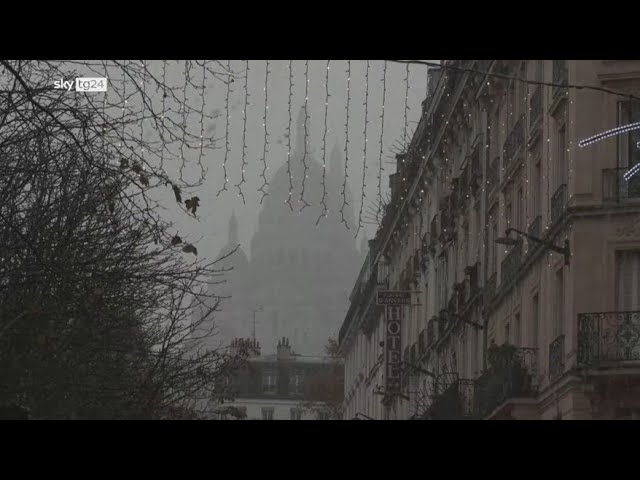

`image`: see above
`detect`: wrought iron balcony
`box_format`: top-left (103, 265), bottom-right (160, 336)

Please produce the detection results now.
top-left (484, 272), bottom-right (497, 304)
top-left (577, 311), bottom-right (640, 367)
top-left (500, 241), bottom-right (522, 288)
top-left (549, 334), bottom-right (565, 380)
top-left (551, 183), bottom-right (567, 224)
top-left (423, 375), bottom-right (476, 420)
top-left (552, 60), bottom-right (568, 99)
top-left (527, 215), bottom-right (541, 252)
top-left (503, 114), bottom-right (525, 171)
top-left (474, 344), bottom-right (538, 419)
top-left (529, 85), bottom-right (542, 131)
top-left (603, 167), bottom-right (640, 202)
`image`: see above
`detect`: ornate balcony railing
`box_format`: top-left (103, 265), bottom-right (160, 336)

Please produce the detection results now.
top-left (484, 272), bottom-right (497, 304)
top-left (474, 344), bottom-right (538, 419)
top-left (549, 334), bottom-right (565, 379)
top-left (423, 376), bottom-right (476, 420)
top-left (551, 183), bottom-right (567, 224)
top-left (577, 311), bottom-right (640, 367)
top-left (552, 60), bottom-right (568, 99)
top-left (503, 114), bottom-right (525, 170)
top-left (500, 241), bottom-right (522, 288)
top-left (603, 167), bottom-right (640, 202)
top-left (527, 215), bottom-right (541, 252)
top-left (529, 85), bottom-right (542, 131)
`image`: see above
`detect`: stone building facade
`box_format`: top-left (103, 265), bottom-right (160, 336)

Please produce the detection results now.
top-left (339, 60), bottom-right (640, 420)
top-left (211, 337), bottom-right (343, 420)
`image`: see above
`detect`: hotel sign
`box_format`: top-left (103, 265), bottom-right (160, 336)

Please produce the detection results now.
top-left (385, 305), bottom-right (403, 395)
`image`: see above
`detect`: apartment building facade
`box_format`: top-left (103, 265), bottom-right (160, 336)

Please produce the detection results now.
top-left (213, 337), bottom-right (343, 420)
top-left (339, 59), bottom-right (640, 420)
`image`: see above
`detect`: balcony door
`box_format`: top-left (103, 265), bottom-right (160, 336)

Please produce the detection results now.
top-left (619, 101), bottom-right (640, 198)
top-left (616, 250), bottom-right (640, 311)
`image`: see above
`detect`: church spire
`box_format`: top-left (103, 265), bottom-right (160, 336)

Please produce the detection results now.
top-left (228, 210), bottom-right (238, 246)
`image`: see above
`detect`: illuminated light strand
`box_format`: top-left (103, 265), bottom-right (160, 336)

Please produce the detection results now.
top-left (578, 121), bottom-right (640, 147)
top-left (356, 60), bottom-right (371, 239)
top-left (217, 60), bottom-right (232, 197)
top-left (140, 60), bottom-right (146, 163)
top-left (286, 60), bottom-right (294, 211)
top-left (624, 162), bottom-right (640, 181)
top-left (316, 59), bottom-right (331, 226)
top-left (159, 60), bottom-right (167, 171)
top-left (403, 62), bottom-right (410, 146)
top-left (258, 60), bottom-right (270, 204)
top-left (299, 60), bottom-right (311, 212)
top-left (377, 60), bottom-right (388, 223)
top-left (121, 60), bottom-right (127, 148)
top-left (340, 60), bottom-right (352, 230)
top-left (235, 60), bottom-right (249, 204)
top-left (198, 60), bottom-right (207, 178)
top-left (178, 61), bottom-right (190, 183)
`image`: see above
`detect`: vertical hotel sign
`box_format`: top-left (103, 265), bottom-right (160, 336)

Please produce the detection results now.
top-left (377, 291), bottom-right (411, 396)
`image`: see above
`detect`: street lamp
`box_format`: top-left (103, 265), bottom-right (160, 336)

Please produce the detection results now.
top-left (495, 228), bottom-right (570, 266)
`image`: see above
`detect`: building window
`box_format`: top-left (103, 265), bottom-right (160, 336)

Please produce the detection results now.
top-left (532, 294), bottom-right (539, 349)
top-left (619, 100), bottom-right (640, 169)
top-left (490, 219), bottom-right (498, 275)
top-left (616, 251), bottom-right (640, 310)
top-left (514, 313), bottom-right (521, 347)
top-left (290, 408), bottom-right (302, 420)
top-left (533, 159), bottom-right (541, 216)
top-left (557, 124), bottom-right (567, 187)
top-left (262, 372), bottom-right (277, 394)
top-left (290, 373), bottom-right (304, 395)
top-left (517, 186), bottom-right (524, 231)
top-left (262, 407), bottom-right (274, 420)
top-left (505, 322), bottom-right (511, 344)
top-left (555, 269), bottom-right (564, 338)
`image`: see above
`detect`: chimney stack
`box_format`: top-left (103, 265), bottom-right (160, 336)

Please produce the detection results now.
top-left (277, 337), bottom-right (292, 361)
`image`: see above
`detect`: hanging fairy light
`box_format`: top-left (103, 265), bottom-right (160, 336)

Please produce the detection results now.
top-left (198, 60), bottom-right (207, 178)
top-left (286, 60), bottom-right (294, 211)
top-left (178, 61), bottom-right (190, 183)
top-left (300, 60), bottom-right (311, 211)
top-left (377, 60), bottom-right (388, 222)
top-left (340, 60), bottom-right (352, 230)
top-left (259, 60), bottom-right (270, 204)
top-left (316, 59), bottom-right (331, 226)
top-left (159, 60), bottom-right (168, 171)
top-left (235, 59), bottom-right (249, 204)
top-left (403, 63), bottom-right (410, 147)
top-left (356, 60), bottom-right (371, 239)
top-left (217, 60), bottom-right (232, 197)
